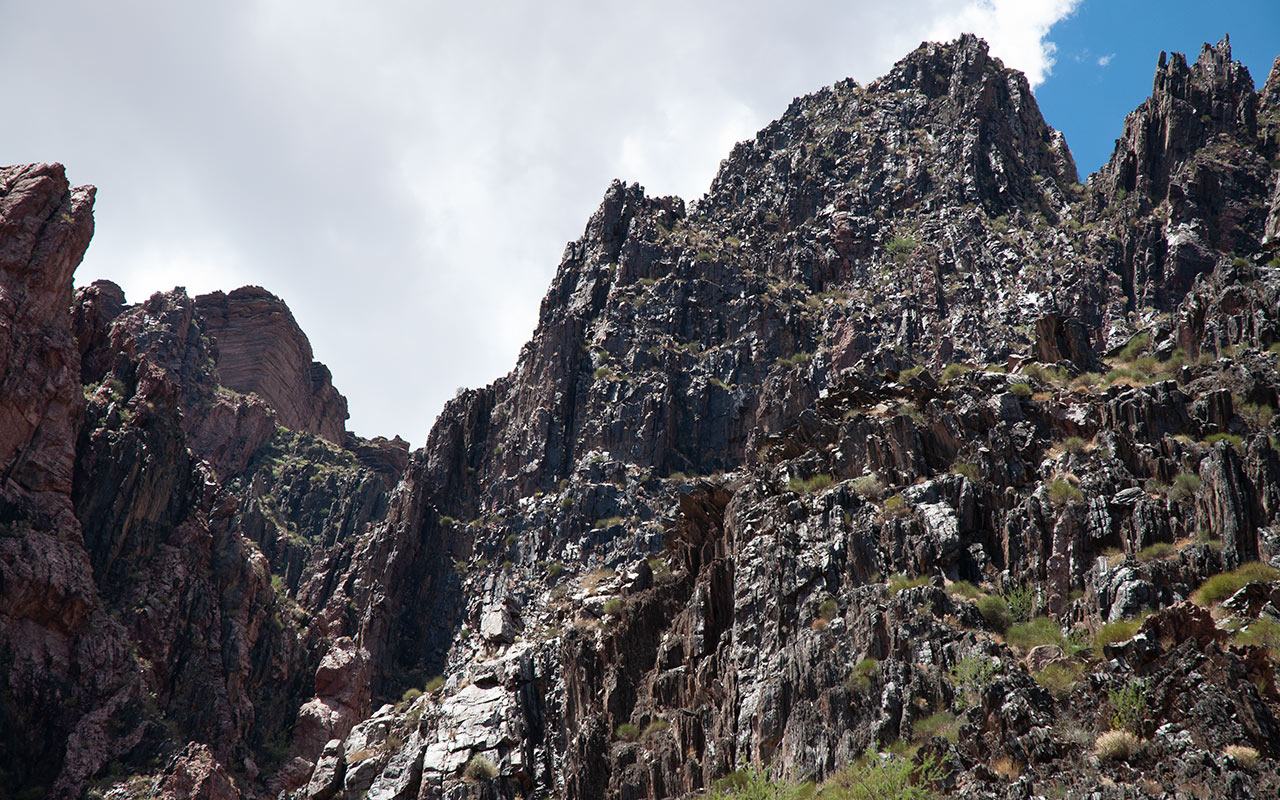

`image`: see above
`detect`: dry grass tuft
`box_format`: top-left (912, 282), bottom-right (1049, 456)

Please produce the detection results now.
top-left (1224, 745), bottom-right (1259, 769)
top-left (1095, 730), bottom-right (1140, 761)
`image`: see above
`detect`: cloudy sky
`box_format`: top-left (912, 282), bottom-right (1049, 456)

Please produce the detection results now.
top-left (3, 1), bottom-right (1277, 442)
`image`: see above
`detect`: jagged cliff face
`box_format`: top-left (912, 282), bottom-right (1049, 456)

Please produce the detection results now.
top-left (1092, 40), bottom-right (1275, 313)
top-left (4, 33), bottom-right (1280, 800)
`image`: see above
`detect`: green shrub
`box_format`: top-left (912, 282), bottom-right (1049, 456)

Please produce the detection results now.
top-left (819, 750), bottom-right (946, 800)
top-left (950, 461), bottom-right (979, 481)
top-left (887, 235), bottom-right (918, 262)
top-left (777, 351), bottom-right (813, 368)
top-left (1034, 661), bottom-right (1083, 693)
top-left (941, 363), bottom-right (971, 381)
top-left (1104, 368), bottom-right (1140, 386)
top-left (911, 711), bottom-right (960, 743)
top-left (1024, 363), bottom-right (1068, 385)
top-left (888, 573), bottom-right (929, 595)
top-left (401, 687), bottom-right (422, 704)
top-left (1235, 616), bottom-right (1280, 655)
top-left (1006, 616), bottom-right (1063, 650)
top-left (1003, 582), bottom-right (1038, 624)
top-left (615, 723), bottom-right (640, 742)
top-left (1238, 402), bottom-right (1274, 428)
top-left (593, 366), bottom-right (614, 380)
top-left (648, 557), bottom-right (672, 580)
top-left (1047, 479), bottom-right (1084, 507)
top-left (1109, 678), bottom-right (1149, 733)
top-left (642, 719), bottom-right (669, 740)
top-left (883, 494), bottom-right (909, 516)
top-left (1094, 617), bottom-right (1145, 657)
top-left (947, 581), bottom-right (982, 599)
top-left (1192, 562), bottom-right (1280, 605)
top-left (817, 597), bottom-right (839, 621)
top-left (706, 763), bottom-right (809, 800)
top-left (1062, 626), bottom-right (1092, 659)
top-left (1117, 332), bottom-right (1151, 361)
top-left (787, 473), bottom-right (834, 493)
top-left (1205, 432), bottom-right (1244, 450)
top-left (976, 595), bottom-right (1012, 634)
top-left (898, 365), bottom-right (925, 382)
top-left (1135, 542), bottom-right (1175, 562)
top-left (845, 658), bottom-right (879, 693)
top-left (1130, 355), bottom-right (1159, 374)
top-left (560, 496), bottom-right (574, 510)
top-left (950, 655), bottom-right (998, 711)
top-left (593, 516), bottom-right (624, 530)
top-left (1009, 382), bottom-right (1032, 397)
top-left (1061, 436), bottom-right (1087, 455)
top-left (1167, 473), bottom-right (1201, 503)
top-left (545, 560), bottom-right (565, 579)
top-left (602, 597), bottom-right (623, 616)
top-left (424, 675), bottom-right (445, 694)
top-left (852, 474), bottom-right (885, 499)
top-left (463, 755), bottom-right (499, 780)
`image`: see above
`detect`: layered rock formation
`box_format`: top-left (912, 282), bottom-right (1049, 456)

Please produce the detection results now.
top-left (197, 287), bottom-right (349, 444)
top-left (4, 32), bottom-right (1280, 800)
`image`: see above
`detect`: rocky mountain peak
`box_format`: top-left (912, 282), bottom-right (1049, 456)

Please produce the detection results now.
top-left (880, 31), bottom-right (995, 99)
top-left (1099, 35), bottom-right (1260, 205)
top-left (196, 286), bottom-right (349, 443)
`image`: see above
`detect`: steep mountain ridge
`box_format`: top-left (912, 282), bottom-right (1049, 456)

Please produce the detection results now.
top-left (3, 33), bottom-right (1280, 800)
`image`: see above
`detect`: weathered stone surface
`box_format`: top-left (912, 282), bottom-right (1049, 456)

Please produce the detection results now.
top-left (1025, 644), bottom-right (1064, 672)
top-left (1198, 441), bottom-right (1261, 562)
top-left (296, 638), bottom-right (373, 760)
top-left (480, 599), bottom-right (523, 645)
top-left (1033, 313), bottom-right (1103, 372)
top-left (305, 739), bottom-right (346, 800)
top-left (152, 743), bottom-right (240, 800)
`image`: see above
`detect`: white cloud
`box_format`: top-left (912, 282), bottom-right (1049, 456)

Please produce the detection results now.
top-left (926, 0), bottom-right (1084, 86)
top-left (1, 1), bottom-right (1081, 441)
top-left (1098, 53), bottom-right (1116, 67)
